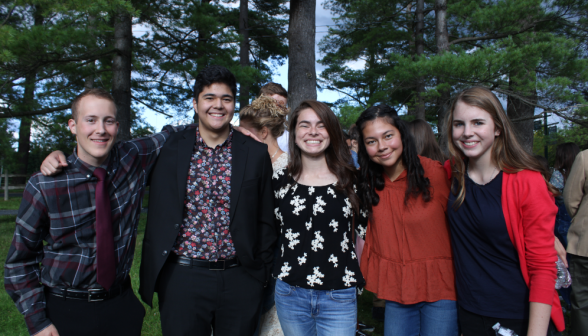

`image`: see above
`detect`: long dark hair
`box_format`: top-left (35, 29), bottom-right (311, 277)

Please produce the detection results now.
top-left (287, 100), bottom-right (360, 213)
top-left (356, 104), bottom-right (431, 211)
top-left (408, 119), bottom-right (445, 163)
top-left (554, 142), bottom-right (580, 182)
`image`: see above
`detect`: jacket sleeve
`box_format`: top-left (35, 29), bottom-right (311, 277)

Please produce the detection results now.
top-left (257, 151), bottom-right (278, 278)
top-left (564, 150), bottom-right (587, 218)
top-left (519, 171), bottom-right (558, 304)
top-left (4, 176), bottom-right (52, 335)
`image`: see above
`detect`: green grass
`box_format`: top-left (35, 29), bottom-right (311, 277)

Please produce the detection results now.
top-left (0, 198), bottom-right (22, 211)
top-left (0, 214), bottom-right (163, 335)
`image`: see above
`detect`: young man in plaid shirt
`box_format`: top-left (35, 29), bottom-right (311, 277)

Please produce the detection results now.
top-left (4, 89), bottom-right (183, 336)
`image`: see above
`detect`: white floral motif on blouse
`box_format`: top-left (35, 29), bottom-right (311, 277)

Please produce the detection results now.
top-left (274, 208), bottom-right (283, 225)
top-left (327, 187), bottom-right (336, 198)
top-left (357, 224), bottom-right (366, 239)
top-left (278, 262), bottom-right (291, 280)
top-left (281, 244), bottom-right (284, 257)
top-left (308, 186), bottom-right (315, 195)
top-left (307, 267), bottom-right (325, 287)
top-left (351, 250), bottom-right (357, 260)
top-left (272, 164), bottom-right (286, 180)
top-left (298, 253), bottom-right (308, 265)
top-left (313, 196), bottom-right (326, 216)
top-left (305, 218), bottom-right (312, 231)
top-left (342, 198), bottom-right (352, 218)
top-left (342, 267), bottom-right (357, 287)
top-left (275, 183), bottom-right (291, 199)
top-left (285, 228), bottom-right (301, 249)
top-left (329, 219), bottom-right (338, 232)
top-left (291, 195), bottom-right (306, 215)
top-left (328, 254), bottom-right (339, 267)
top-left (311, 231), bottom-right (324, 252)
top-left (341, 232), bottom-right (349, 252)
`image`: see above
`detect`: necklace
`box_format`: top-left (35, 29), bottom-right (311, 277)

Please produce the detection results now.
top-left (271, 149), bottom-right (279, 159)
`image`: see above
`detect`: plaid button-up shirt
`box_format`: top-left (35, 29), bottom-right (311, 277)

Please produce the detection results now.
top-left (4, 126), bottom-right (180, 335)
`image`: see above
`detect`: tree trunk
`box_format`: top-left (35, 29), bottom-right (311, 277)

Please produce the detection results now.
top-left (414, 0), bottom-right (425, 120)
top-left (17, 8), bottom-right (43, 175)
top-left (85, 14), bottom-right (96, 91)
top-left (435, 0), bottom-right (450, 154)
top-left (288, 0), bottom-right (317, 111)
top-left (112, 9), bottom-right (132, 141)
top-left (239, 0), bottom-right (250, 110)
top-left (194, 0), bottom-right (212, 124)
top-left (507, 76), bottom-right (536, 154)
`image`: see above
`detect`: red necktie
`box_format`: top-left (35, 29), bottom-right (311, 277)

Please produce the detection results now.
top-left (94, 167), bottom-right (116, 291)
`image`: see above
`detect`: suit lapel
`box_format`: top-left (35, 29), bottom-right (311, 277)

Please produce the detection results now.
top-left (230, 131), bottom-right (248, 221)
top-left (177, 128), bottom-right (196, 207)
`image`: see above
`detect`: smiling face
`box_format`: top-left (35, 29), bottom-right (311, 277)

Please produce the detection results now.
top-left (294, 108), bottom-right (330, 157)
top-left (362, 117), bottom-right (405, 178)
top-left (193, 82), bottom-right (235, 140)
top-left (452, 101), bottom-right (500, 164)
top-left (68, 95), bottom-right (119, 167)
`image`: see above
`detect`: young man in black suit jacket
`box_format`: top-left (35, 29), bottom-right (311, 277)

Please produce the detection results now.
top-left (139, 66), bottom-right (276, 336)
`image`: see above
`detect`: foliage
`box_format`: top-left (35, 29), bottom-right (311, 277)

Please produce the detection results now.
top-left (319, 0), bottom-right (588, 133)
top-left (336, 103), bottom-right (363, 130)
top-left (0, 118), bottom-right (16, 171)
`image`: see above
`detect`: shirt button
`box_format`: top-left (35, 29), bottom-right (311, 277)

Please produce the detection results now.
top-left (175, 224), bottom-right (180, 229)
top-left (162, 250), bottom-right (168, 256)
top-left (87, 175), bottom-right (91, 178)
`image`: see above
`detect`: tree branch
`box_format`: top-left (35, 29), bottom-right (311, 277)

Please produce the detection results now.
top-left (0, 104), bottom-right (72, 119)
top-left (131, 95), bottom-right (173, 117)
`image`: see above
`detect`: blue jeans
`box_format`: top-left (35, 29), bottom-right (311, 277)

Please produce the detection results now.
top-left (274, 279), bottom-right (357, 336)
top-left (384, 300), bottom-right (458, 336)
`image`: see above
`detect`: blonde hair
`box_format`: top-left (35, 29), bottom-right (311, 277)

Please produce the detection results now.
top-left (239, 95), bottom-right (289, 138)
top-left (445, 87), bottom-right (558, 208)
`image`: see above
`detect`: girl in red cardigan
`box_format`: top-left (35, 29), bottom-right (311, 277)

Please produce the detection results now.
top-left (445, 87), bottom-right (563, 336)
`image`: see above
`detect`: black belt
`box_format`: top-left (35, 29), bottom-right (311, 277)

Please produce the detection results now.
top-left (46, 277), bottom-right (131, 302)
top-left (169, 253), bottom-right (240, 270)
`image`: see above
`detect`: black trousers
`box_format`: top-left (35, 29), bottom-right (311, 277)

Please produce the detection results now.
top-left (569, 253), bottom-right (588, 336)
top-left (458, 306), bottom-right (560, 336)
top-left (157, 260), bottom-right (264, 336)
top-left (45, 286), bottom-right (145, 336)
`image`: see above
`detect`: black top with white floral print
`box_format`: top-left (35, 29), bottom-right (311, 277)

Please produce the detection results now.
top-left (272, 168), bottom-right (367, 290)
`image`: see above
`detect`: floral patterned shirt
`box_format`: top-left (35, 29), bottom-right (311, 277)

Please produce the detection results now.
top-left (272, 168), bottom-right (367, 290)
top-left (173, 126), bottom-right (235, 261)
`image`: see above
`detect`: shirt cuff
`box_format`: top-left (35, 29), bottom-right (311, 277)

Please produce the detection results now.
top-left (25, 310), bottom-right (51, 336)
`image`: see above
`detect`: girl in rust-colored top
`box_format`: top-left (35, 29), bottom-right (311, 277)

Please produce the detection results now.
top-left (355, 105), bottom-right (458, 336)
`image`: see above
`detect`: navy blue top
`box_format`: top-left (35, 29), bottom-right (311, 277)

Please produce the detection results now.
top-left (448, 171), bottom-right (530, 319)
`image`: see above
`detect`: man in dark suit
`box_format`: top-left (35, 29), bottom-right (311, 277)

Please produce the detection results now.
top-left (139, 65), bottom-right (276, 336)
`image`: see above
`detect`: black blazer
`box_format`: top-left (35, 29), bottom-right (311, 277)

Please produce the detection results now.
top-left (139, 126), bottom-right (276, 306)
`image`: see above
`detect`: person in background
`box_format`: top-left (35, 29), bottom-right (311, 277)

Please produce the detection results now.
top-left (273, 100), bottom-right (367, 336)
top-left (445, 86), bottom-right (564, 335)
top-left (551, 143), bottom-right (580, 247)
top-left (348, 124), bottom-right (360, 168)
top-left (238, 95), bottom-right (289, 336)
top-left (408, 119), bottom-right (446, 163)
top-left (259, 82), bottom-right (289, 153)
top-left (239, 95), bottom-right (289, 171)
top-left (356, 104), bottom-right (458, 336)
top-left (564, 149), bottom-right (588, 336)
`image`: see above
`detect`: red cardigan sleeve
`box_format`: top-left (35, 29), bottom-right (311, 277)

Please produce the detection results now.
top-left (502, 170), bottom-right (564, 331)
